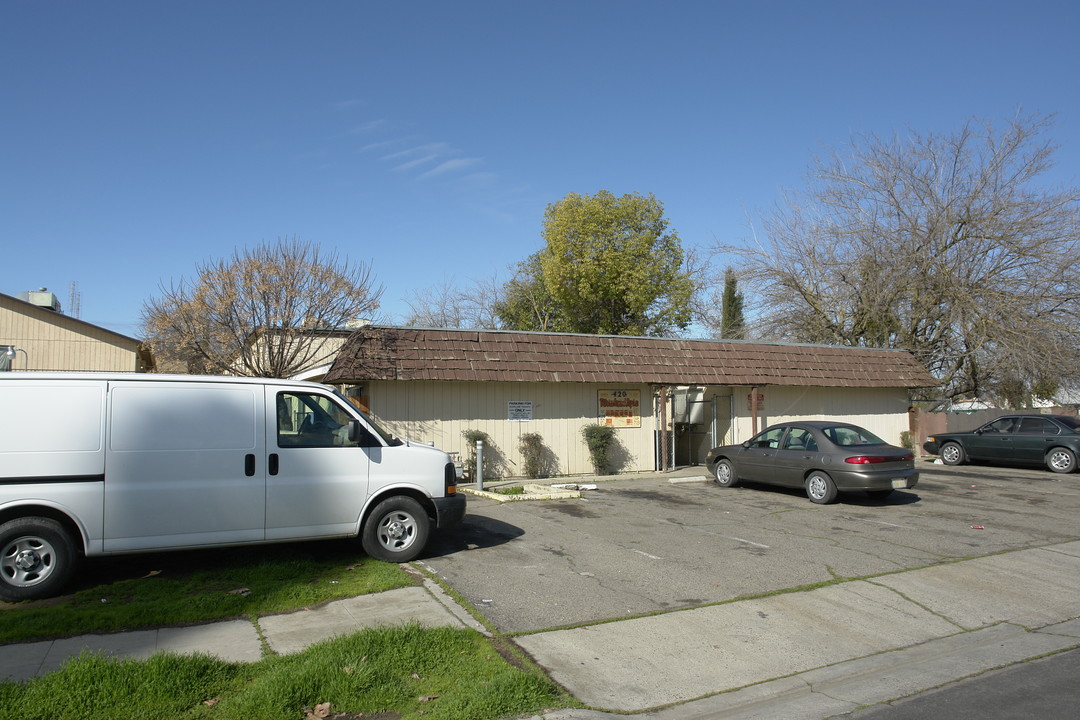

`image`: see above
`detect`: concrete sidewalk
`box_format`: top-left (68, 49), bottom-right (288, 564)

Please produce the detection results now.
top-left (2, 541), bottom-right (1079, 720)
top-left (0, 579), bottom-right (484, 682)
top-left (519, 540), bottom-right (1080, 719)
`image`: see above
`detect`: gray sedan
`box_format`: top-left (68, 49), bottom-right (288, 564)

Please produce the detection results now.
top-left (705, 421), bottom-right (918, 504)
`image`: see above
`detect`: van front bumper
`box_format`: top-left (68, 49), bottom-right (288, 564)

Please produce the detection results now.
top-left (433, 493), bottom-right (467, 528)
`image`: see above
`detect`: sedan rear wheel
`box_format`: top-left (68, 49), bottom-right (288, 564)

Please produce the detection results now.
top-left (940, 442), bottom-right (966, 466)
top-left (805, 471), bottom-right (838, 504)
top-left (713, 459), bottom-right (738, 487)
top-left (1047, 448), bottom-right (1077, 474)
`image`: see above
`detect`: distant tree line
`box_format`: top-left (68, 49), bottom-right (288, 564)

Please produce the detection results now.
top-left (142, 114), bottom-right (1079, 405)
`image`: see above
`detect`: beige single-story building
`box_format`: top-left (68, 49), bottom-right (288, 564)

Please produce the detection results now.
top-left (1, 290), bottom-right (153, 372)
top-left (323, 326), bottom-right (936, 477)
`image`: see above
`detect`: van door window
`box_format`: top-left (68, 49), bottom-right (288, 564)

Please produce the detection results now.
top-left (276, 392), bottom-right (377, 448)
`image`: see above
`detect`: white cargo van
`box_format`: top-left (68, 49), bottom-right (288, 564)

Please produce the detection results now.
top-left (0, 373), bottom-right (466, 602)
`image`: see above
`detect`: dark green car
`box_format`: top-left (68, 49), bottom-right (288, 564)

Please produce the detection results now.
top-left (923, 414), bottom-right (1080, 474)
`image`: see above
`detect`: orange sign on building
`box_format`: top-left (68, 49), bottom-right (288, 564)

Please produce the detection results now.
top-left (598, 389), bottom-right (641, 427)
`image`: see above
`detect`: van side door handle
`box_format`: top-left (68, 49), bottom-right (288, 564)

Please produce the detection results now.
top-left (245, 454), bottom-right (256, 476)
top-left (268, 453), bottom-right (279, 476)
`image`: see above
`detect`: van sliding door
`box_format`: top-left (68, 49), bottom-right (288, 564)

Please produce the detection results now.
top-left (103, 382), bottom-right (266, 551)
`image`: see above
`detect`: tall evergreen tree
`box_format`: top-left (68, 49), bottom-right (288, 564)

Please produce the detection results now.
top-left (720, 267), bottom-right (746, 339)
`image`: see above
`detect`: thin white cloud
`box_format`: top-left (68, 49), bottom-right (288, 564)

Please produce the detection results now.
top-left (393, 153), bottom-right (442, 172)
top-left (419, 157), bottom-right (482, 180)
top-left (381, 142), bottom-right (452, 161)
top-left (359, 139), bottom-right (401, 152)
top-left (346, 119), bottom-right (385, 134)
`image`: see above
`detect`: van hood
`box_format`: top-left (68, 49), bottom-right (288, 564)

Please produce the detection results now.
top-left (400, 439), bottom-right (451, 458)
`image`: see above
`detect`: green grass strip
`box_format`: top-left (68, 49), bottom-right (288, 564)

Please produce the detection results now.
top-left (0, 542), bottom-right (411, 644)
top-left (0, 624), bottom-right (572, 720)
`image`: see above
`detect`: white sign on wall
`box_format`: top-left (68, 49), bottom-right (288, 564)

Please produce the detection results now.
top-left (508, 401), bottom-right (534, 421)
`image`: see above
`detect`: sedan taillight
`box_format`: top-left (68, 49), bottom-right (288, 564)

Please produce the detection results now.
top-left (845, 453), bottom-right (913, 464)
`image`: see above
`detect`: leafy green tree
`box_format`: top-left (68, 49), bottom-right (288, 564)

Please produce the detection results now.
top-left (499, 191), bottom-right (694, 336)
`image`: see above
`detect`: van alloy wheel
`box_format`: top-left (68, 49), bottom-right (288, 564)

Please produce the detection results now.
top-left (362, 496), bottom-right (431, 563)
top-left (5, 536), bottom-right (54, 582)
top-left (0, 517), bottom-right (77, 602)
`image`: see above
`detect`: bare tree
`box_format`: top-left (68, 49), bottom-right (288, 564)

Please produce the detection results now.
top-left (404, 281), bottom-right (469, 328)
top-left (718, 114), bottom-right (1080, 400)
top-left (404, 273), bottom-right (509, 329)
top-left (143, 238), bottom-right (383, 378)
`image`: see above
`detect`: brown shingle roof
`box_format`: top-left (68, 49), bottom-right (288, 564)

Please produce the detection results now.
top-left (323, 326), bottom-right (937, 388)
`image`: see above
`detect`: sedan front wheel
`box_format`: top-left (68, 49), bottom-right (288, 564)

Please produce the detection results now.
top-left (940, 442), bottom-right (966, 466)
top-left (713, 459), bottom-right (738, 488)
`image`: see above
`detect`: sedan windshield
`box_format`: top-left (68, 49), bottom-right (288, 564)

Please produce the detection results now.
top-left (822, 425), bottom-right (885, 447)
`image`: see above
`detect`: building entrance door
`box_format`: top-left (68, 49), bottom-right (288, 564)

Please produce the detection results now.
top-left (673, 389), bottom-right (726, 466)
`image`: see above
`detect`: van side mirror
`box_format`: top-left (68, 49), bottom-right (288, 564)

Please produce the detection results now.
top-left (347, 421), bottom-right (360, 444)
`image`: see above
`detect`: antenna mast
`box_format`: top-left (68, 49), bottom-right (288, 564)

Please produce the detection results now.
top-left (68, 281), bottom-right (82, 319)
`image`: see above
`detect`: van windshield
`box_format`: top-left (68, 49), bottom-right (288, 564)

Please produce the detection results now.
top-left (332, 389), bottom-right (403, 446)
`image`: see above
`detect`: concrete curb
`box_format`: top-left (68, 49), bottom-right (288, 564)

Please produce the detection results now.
top-left (463, 483), bottom-right (584, 502)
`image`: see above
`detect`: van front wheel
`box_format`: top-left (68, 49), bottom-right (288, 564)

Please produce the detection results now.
top-left (0, 517), bottom-right (77, 603)
top-left (362, 496), bottom-right (431, 563)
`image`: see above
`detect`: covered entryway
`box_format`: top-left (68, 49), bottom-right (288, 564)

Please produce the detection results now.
top-left (669, 387), bottom-right (734, 467)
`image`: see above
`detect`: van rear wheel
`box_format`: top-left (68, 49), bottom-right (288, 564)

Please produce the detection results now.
top-left (362, 496), bottom-right (430, 563)
top-left (0, 517), bottom-right (77, 602)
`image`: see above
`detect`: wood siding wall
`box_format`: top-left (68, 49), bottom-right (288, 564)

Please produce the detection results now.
top-left (726, 386), bottom-right (913, 446)
top-left (367, 380), bottom-right (659, 476)
top-left (358, 380), bottom-right (914, 478)
top-left (0, 301), bottom-right (142, 372)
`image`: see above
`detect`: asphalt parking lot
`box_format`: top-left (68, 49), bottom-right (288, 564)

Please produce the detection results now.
top-left (420, 461), bottom-right (1080, 634)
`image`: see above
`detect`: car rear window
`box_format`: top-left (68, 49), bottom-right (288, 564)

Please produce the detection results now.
top-left (1018, 417), bottom-right (1059, 435)
top-left (1057, 416), bottom-right (1080, 431)
top-left (823, 426), bottom-right (885, 447)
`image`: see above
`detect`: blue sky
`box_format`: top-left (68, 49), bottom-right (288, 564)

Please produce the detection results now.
top-left (3, 0), bottom-right (1079, 338)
